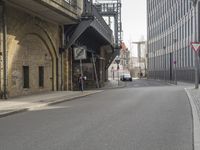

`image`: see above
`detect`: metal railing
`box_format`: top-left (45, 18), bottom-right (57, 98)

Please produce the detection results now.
top-left (83, 0), bottom-right (114, 45)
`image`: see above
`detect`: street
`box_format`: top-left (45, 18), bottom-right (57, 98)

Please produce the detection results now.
top-left (0, 79), bottom-right (193, 150)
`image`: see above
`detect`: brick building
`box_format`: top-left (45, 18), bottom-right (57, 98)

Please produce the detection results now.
top-left (0, 0), bottom-right (115, 98)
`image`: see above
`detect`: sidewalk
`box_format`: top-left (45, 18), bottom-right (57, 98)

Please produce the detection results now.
top-left (0, 79), bottom-right (123, 118)
top-left (0, 90), bottom-right (103, 118)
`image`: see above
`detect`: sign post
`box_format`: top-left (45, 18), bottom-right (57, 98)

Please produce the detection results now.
top-left (74, 46), bottom-right (87, 91)
top-left (115, 56), bottom-right (120, 86)
top-left (191, 42), bottom-right (200, 52)
top-left (173, 60), bottom-right (177, 85)
top-left (191, 42), bottom-right (200, 89)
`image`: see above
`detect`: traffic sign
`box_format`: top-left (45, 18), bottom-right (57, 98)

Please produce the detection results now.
top-left (191, 42), bottom-right (200, 52)
top-left (74, 46), bottom-right (87, 60)
top-left (115, 56), bottom-right (120, 64)
top-left (173, 60), bottom-right (176, 64)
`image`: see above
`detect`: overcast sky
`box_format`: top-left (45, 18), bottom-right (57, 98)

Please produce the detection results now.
top-left (121, 0), bottom-right (146, 56)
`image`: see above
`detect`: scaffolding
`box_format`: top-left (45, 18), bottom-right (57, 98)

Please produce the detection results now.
top-left (94, 0), bottom-right (122, 50)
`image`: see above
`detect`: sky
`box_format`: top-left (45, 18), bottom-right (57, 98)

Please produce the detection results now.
top-left (121, 0), bottom-right (147, 57)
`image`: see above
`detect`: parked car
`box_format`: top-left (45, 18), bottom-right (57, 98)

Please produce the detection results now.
top-left (120, 74), bottom-right (132, 81)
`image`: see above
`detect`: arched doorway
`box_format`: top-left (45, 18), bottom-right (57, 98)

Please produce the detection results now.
top-left (9, 34), bottom-right (54, 97)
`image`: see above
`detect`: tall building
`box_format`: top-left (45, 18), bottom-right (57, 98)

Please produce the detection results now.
top-left (147, 0), bottom-right (197, 82)
top-left (129, 42), bottom-right (147, 78)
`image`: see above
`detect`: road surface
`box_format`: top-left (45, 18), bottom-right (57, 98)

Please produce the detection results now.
top-left (0, 79), bottom-right (193, 150)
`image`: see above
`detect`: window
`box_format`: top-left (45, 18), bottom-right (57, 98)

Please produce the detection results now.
top-left (39, 66), bottom-right (44, 87)
top-left (23, 66), bottom-right (29, 88)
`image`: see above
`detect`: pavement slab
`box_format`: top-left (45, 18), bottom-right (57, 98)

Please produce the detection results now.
top-left (0, 79), bottom-right (123, 118)
top-left (0, 91), bottom-right (103, 118)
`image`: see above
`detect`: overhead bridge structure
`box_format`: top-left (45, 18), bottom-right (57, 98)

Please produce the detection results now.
top-left (64, 0), bottom-right (118, 89)
top-left (94, 0), bottom-right (122, 68)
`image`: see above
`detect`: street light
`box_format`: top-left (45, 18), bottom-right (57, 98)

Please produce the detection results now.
top-left (115, 55), bottom-right (121, 86)
top-left (191, 0), bottom-right (199, 89)
top-left (173, 38), bottom-right (177, 85)
top-left (154, 50), bottom-right (156, 79)
top-left (163, 46), bottom-right (166, 81)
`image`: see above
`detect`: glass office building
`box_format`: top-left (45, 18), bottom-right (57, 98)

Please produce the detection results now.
top-left (147, 0), bottom-right (198, 82)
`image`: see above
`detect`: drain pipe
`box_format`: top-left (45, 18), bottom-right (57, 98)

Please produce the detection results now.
top-left (2, 1), bottom-right (7, 99)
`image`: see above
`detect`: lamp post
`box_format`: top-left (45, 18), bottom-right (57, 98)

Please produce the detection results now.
top-left (173, 38), bottom-right (177, 85)
top-left (191, 0), bottom-right (199, 89)
top-left (163, 46), bottom-right (166, 81)
top-left (115, 55), bottom-right (120, 86)
top-left (154, 50), bottom-right (156, 79)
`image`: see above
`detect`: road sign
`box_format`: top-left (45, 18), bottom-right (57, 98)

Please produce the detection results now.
top-left (74, 46), bottom-right (87, 60)
top-left (173, 60), bottom-right (176, 64)
top-left (115, 56), bottom-right (120, 64)
top-left (191, 42), bottom-right (200, 52)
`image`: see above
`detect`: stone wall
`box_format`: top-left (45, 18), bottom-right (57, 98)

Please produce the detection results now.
top-left (43, 0), bottom-right (83, 18)
top-left (5, 5), bottom-right (61, 97)
top-left (0, 2), bottom-right (3, 97)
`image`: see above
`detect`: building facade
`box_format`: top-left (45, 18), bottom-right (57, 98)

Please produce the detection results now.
top-left (147, 0), bottom-right (198, 82)
top-left (0, 0), bottom-right (115, 98)
top-left (108, 42), bottom-right (130, 80)
top-left (65, 0), bottom-right (115, 90)
top-left (129, 42), bottom-right (147, 78)
top-left (0, 0), bottom-right (83, 98)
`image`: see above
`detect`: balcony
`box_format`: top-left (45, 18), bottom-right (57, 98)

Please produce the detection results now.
top-left (6, 0), bottom-right (83, 24)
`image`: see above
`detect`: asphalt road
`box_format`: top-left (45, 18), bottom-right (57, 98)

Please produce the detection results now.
top-left (0, 80), bottom-right (193, 150)
top-left (124, 78), bottom-right (170, 88)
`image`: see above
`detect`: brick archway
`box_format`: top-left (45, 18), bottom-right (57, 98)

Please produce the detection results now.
top-left (8, 34), bottom-right (55, 97)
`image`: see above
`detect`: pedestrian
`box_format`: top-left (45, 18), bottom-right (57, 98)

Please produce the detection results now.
top-left (78, 74), bottom-right (84, 91)
top-left (140, 72), bottom-right (143, 78)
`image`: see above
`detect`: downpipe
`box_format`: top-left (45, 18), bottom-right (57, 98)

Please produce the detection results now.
top-left (1, 1), bottom-right (7, 99)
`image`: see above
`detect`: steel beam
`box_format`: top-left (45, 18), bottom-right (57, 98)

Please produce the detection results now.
top-left (65, 19), bottom-right (93, 49)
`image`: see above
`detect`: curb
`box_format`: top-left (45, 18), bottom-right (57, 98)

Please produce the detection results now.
top-left (47, 90), bottom-right (104, 106)
top-left (185, 88), bottom-right (200, 150)
top-left (0, 108), bottom-right (28, 118)
top-left (0, 90), bottom-right (104, 118)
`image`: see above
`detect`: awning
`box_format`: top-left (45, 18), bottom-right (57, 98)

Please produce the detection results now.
top-left (64, 18), bottom-right (114, 52)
